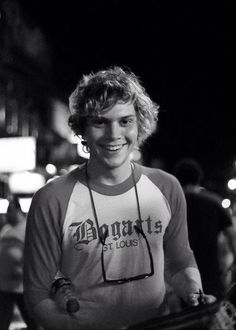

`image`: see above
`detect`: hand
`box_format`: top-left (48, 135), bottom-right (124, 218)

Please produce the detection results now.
top-left (187, 290), bottom-right (216, 306)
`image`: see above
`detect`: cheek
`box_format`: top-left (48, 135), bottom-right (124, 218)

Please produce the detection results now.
top-left (127, 126), bottom-right (139, 142)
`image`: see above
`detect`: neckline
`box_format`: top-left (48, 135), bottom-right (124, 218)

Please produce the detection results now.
top-left (85, 162), bottom-right (143, 244)
top-left (83, 162), bottom-right (141, 196)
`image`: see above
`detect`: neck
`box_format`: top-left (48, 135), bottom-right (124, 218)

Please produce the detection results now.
top-left (86, 160), bottom-right (133, 185)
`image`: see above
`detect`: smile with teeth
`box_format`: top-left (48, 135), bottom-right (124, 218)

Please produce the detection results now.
top-left (103, 144), bottom-right (125, 152)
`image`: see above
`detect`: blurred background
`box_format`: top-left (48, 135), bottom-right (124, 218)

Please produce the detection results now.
top-left (0, 0), bottom-right (236, 216)
top-left (0, 1), bottom-right (236, 328)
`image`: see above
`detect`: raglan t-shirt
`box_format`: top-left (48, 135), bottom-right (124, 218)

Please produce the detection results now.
top-left (23, 163), bottom-right (197, 329)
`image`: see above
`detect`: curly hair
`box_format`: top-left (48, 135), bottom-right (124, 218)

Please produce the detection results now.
top-left (68, 66), bottom-right (159, 145)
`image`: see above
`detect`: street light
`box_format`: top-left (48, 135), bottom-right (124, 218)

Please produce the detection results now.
top-left (227, 178), bottom-right (236, 191)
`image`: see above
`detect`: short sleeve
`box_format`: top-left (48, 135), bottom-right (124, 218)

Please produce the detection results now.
top-left (163, 177), bottom-right (197, 277)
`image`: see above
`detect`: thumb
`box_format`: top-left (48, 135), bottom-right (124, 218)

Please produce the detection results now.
top-left (187, 293), bottom-right (200, 306)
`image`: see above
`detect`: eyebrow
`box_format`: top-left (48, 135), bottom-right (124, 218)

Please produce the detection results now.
top-left (89, 114), bottom-right (136, 121)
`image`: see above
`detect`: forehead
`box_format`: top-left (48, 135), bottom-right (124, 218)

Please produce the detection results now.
top-left (95, 102), bottom-right (136, 119)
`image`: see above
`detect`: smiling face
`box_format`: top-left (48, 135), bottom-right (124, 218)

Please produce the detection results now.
top-left (84, 102), bottom-right (138, 176)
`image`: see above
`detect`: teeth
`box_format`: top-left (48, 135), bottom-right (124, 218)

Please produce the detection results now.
top-left (104, 145), bottom-right (122, 151)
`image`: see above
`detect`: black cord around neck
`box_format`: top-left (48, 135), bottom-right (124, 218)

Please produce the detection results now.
top-left (85, 162), bottom-right (143, 244)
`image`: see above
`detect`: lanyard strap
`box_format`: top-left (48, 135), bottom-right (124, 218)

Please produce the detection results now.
top-left (85, 162), bottom-right (143, 244)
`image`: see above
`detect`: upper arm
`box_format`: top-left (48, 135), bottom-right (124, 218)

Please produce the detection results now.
top-left (23, 188), bottom-right (63, 310)
top-left (163, 177), bottom-right (197, 276)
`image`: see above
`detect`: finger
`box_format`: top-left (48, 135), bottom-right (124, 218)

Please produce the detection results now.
top-left (203, 294), bottom-right (217, 304)
top-left (188, 293), bottom-right (199, 306)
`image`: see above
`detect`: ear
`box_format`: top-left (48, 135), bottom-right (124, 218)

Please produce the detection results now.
top-left (77, 136), bottom-right (90, 159)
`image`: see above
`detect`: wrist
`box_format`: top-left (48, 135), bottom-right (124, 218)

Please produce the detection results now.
top-left (182, 281), bottom-right (202, 302)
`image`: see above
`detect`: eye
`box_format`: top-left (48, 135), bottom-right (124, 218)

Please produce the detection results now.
top-left (120, 117), bottom-right (136, 127)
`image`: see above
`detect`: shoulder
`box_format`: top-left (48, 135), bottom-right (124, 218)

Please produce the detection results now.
top-left (28, 165), bottom-right (85, 224)
top-left (27, 165), bottom-right (86, 230)
top-left (199, 189), bottom-right (222, 204)
top-left (200, 189), bottom-right (232, 218)
top-left (188, 189), bottom-right (225, 210)
top-left (32, 164), bottom-right (85, 204)
top-left (136, 163), bottom-right (185, 210)
top-left (137, 163), bottom-right (182, 192)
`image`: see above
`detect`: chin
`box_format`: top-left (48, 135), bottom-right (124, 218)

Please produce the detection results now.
top-left (105, 157), bottom-right (131, 169)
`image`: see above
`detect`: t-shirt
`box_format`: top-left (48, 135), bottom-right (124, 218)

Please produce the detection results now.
top-left (24, 162), bottom-right (197, 329)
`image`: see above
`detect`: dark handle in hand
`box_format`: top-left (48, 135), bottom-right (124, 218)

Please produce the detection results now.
top-left (52, 277), bottom-right (80, 314)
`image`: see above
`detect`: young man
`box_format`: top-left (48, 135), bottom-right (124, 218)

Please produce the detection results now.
top-left (23, 67), bottom-right (215, 330)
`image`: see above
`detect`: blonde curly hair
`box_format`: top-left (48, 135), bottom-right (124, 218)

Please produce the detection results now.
top-left (68, 66), bottom-right (159, 145)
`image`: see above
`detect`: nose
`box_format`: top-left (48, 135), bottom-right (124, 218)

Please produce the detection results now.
top-left (106, 122), bottom-right (121, 140)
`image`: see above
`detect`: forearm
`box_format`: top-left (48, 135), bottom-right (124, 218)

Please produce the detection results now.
top-left (168, 267), bottom-right (202, 303)
top-left (33, 298), bottom-right (80, 330)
